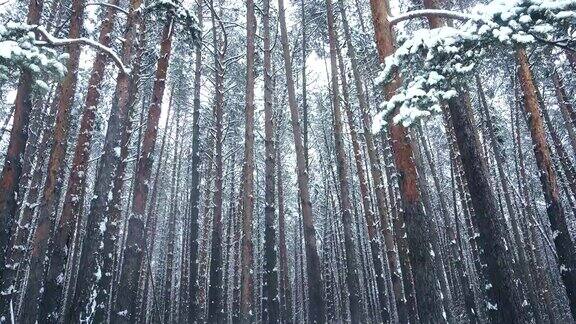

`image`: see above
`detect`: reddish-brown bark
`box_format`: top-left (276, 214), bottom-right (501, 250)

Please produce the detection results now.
top-left (326, 0), bottom-right (363, 321)
top-left (0, 0), bottom-right (45, 298)
top-left (19, 0), bottom-right (85, 320)
top-left (114, 18), bottom-right (174, 322)
top-left (337, 1), bottom-right (402, 320)
top-left (278, 0), bottom-right (325, 320)
top-left (239, 0), bottom-right (256, 320)
top-left (369, 0), bottom-right (444, 322)
top-left (0, 93), bottom-right (56, 319)
top-left (137, 91), bottom-right (174, 322)
top-left (336, 25), bottom-right (390, 323)
top-left (516, 47), bottom-right (576, 317)
top-left (41, 1), bottom-right (119, 320)
top-left (69, 0), bottom-right (145, 320)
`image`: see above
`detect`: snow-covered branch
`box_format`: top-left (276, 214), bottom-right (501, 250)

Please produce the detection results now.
top-left (145, 0), bottom-right (201, 44)
top-left (372, 0), bottom-right (576, 131)
top-left (389, 9), bottom-right (481, 26)
top-left (0, 22), bottom-right (67, 82)
top-left (33, 26), bottom-right (130, 74)
top-left (85, 2), bottom-right (129, 14)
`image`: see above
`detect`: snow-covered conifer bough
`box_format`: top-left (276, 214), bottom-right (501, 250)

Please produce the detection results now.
top-left (0, 23), bottom-right (67, 86)
top-left (372, 0), bottom-right (576, 132)
top-left (0, 0), bottom-right (201, 82)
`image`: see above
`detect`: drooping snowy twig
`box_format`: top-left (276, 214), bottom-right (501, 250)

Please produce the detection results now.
top-left (33, 26), bottom-right (130, 74)
top-left (0, 22), bottom-right (67, 82)
top-left (85, 2), bottom-right (129, 14)
top-left (389, 9), bottom-right (481, 26)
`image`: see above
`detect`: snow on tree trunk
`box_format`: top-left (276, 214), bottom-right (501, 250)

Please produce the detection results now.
top-left (261, 0), bottom-right (280, 321)
top-left (516, 46), bottom-right (576, 318)
top-left (19, 0), bottom-right (85, 320)
top-left (113, 17), bottom-right (174, 323)
top-left (239, 0), bottom-right (256, 321)
top-left (277, 0), bottom-right (326, 321)
top-left (0, 0), bottom-right (45, 315)
top-left (326, 0), bottom-right (364, 321)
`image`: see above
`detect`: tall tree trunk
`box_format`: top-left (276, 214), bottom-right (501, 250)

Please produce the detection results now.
top-left (475, 75), bottom-right (520, 237)
top-left (449, 129), bottom-right (489, 323)
top-left (278, 0), bottom-right (325, 321)
top-left (552, 71), bottom-right (576, 156)
top-left (276, 120), bottom-right (293, 323)
top-left (19, 0), bottom-right (85, 320)
top-left (222, 157), bottom-right (237, 321)
top-left (101, 80), bottom-right (144, 320)
top-left (240, 0), bottom-right (256, 320)
top-left (262, 0), bottom-right (280, 322)
top-left (164, 109), bottom-right (181, 323)
top-left (41, 1), bottom-right (119, 320)
top-left (12, 95), bottom-right (46, 233)
top-left (335, 26), bottom-right (390, 323)
top-left (514, 94), bottom-right (565, 322)
top-left (187, 3), bottom-right (204, 323)
top-left (476, 74), bottom-right (544, 318)
top-left (337, 2), bottom-right (402, 321)
top-left (102, 61), bottom-right (145, 320)
top-left (540, 90), bottom-right (576, 205)
top-left (516, 46), bottom-right (576, 318)
top-left (68, 0), bottom-right (145, 320)
top-left (0, 91), bottom-right (56, 319)
top-left (179, 205), bottom-right (190, 323)
top-left (448, 148), bottom-right (482, 323)
top-left (418, 126), bottom-right (478, 323)
top-left (113, 18), bottom-right (174, 322)
top-left (301, 0), bottom-right (308, 168)
top-left (198, 145), bottom-right (215, 323)
top-left (419, 1), bottom-right (530, 321)
top-left (410, 131), bottom-right (455, 322)
top-left (368, 0), bottom-right (445, 322)
top-left (446, 90), bottom-right (530, 322)
top-left (137, 93), bottom-right (174, 322)
top-left (232, 200), bottom-right (243, 322)
top-left (326, 0), bottom-right (363, 321)
top-left (207, 1), bottom-right (226, 320)
top-left (0, 0), bottom-right (45, 289)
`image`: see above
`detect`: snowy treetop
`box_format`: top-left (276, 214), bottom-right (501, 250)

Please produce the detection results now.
top-left (372, 0), bottom-right (576, 130)
top-left (145, 0), bottom-right (202, 45)
top-left (0, 22), bottom-right (67, 85)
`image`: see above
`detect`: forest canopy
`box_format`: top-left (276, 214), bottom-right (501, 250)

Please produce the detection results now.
top-left (0, 0), bottom-right (576, 323)
top-left (374, 0), bottom-right (576, 128)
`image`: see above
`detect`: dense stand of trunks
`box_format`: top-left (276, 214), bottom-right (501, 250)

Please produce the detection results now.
top-left (0, 0), bottom-right (576, 322)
